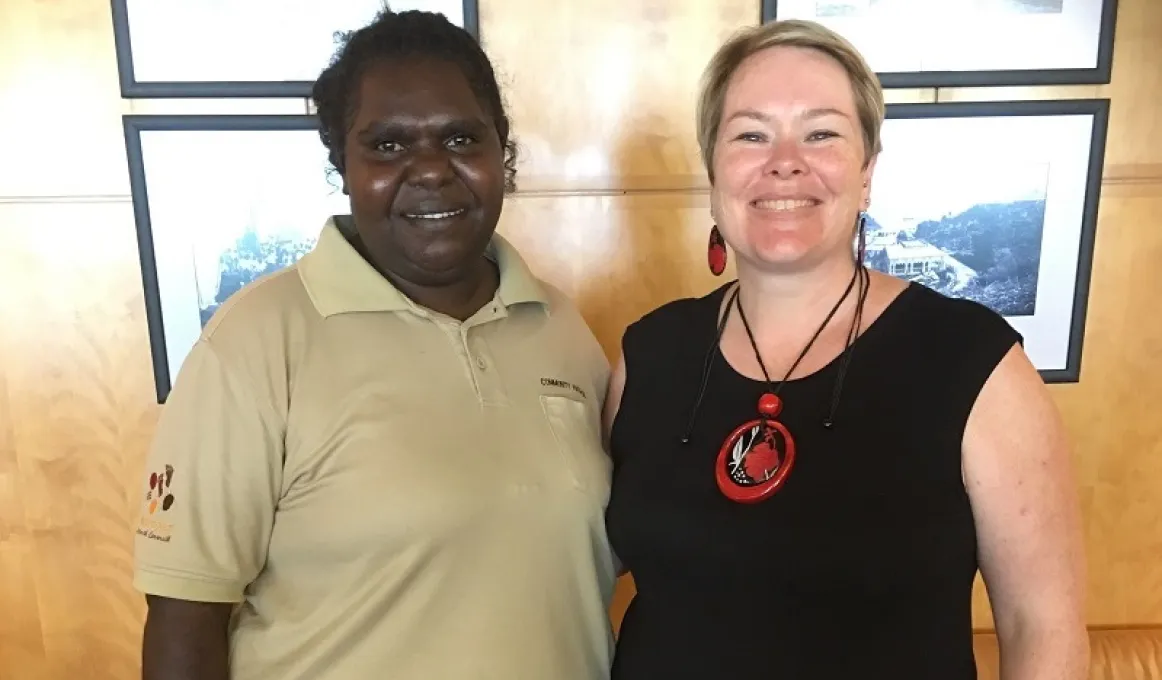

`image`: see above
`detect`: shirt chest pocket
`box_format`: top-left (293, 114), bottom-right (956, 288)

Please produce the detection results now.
top-left (539, 394), bottom-right (612, 498)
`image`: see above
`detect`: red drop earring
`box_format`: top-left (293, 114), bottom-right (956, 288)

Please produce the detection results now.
top-left (708, 225), bottom-right (727, 276)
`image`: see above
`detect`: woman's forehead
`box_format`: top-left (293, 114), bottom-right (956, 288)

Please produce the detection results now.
top-left (724, 46), bottom-right (857, 116)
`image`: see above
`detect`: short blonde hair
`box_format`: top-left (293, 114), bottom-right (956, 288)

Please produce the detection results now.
top-left (696, 19), bottom-right (885, 182)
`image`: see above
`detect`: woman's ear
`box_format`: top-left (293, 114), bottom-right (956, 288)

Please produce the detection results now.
top-left (860, 154), bottom-right (879, 207)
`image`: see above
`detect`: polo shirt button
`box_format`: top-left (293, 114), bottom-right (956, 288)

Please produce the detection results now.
top-left (476, 356), bottom-right (487, 370)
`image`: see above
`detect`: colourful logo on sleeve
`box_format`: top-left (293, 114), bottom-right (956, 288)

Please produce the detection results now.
top-left (138, 464), bottom-right (176, 543)
top-left (147, 464), bottom-right (176, 515)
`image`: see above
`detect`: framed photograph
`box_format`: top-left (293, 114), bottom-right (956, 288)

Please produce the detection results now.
top-left (123, 114), bottom-right (349, 402)
top-left (111, 0), bottom-right (481, 98)
top-left (762, 0), bottom-right (1118, 87)
top-left (864, 98), bottom-right (1108, 382)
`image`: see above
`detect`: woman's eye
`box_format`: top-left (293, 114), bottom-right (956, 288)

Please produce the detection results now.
top-left (375, 140), bottom-right (402, 153)
top-left (447, 134), bottom-right (475, 147)
top-left (808, 130), bottom-right (838, 141)
top-left (735, 132), bottom-right (766, 142)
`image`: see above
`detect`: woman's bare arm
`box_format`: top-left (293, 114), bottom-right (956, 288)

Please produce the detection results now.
top-left (142, 595), bottom-right (234, 680)
top-left (962, 345), bottom-right (1089, 680)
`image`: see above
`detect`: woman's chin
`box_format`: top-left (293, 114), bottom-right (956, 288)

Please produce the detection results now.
top-left (744, 239), bottom-right (821, 271)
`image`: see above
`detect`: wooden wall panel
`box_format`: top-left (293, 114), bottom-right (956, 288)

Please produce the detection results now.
top-left (0, 358), bottom-right (44, 677)
top-left (0, 200), bottom-right (158, 679)
top-left (970, 180), bottom-right (1162, 629)
top-left (1060, 181), bottom-right (1162, 626)
top-left (1, 0), bottom-right (1161, 676)
top-left (482, 0), bottom-right (934, 194)
top-left (0, 1), bottom-right (129, 198)
top-left (499, 191), bottom-right (728, 353)
top-left (1095, 0), bottom-right (1162, 169)
top-left (481, 0), bottom-right (760, 192)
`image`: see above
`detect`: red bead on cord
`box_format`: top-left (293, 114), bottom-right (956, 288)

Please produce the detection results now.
top-left (758, 392), bottom-right (782, 417)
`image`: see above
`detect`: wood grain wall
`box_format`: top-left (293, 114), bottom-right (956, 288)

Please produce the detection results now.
top-left (0, 0), bottom-right (1159, 677)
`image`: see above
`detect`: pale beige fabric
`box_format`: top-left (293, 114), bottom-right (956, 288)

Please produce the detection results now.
top-left (133, 217), bottom-right (616, 680)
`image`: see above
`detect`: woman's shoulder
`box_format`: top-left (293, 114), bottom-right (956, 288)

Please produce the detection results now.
top-left (883, 280), bottom-right (1025, 402)
top-left (613, 282), bottom-right (732, 370)
top-left (201, 266), bottom-right (312, 341)
top-left (626, 281), bottom-right (732, 338)
top-left (900, 280), bottom-right (1023, 347)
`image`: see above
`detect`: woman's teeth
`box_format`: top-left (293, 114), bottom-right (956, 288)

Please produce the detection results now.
top-left (407, 208), bottom-right (467, 219)
top-left (753, 199), bottom-right (816, 211)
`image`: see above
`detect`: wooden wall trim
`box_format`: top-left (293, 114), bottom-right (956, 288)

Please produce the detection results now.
top-left (1105, 163), bottom-right (1162, 184)
top-left (4, 161), bottom-right (1161, 205)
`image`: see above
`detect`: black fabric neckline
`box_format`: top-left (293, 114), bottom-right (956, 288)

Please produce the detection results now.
top-left (705, 279), bottom-right (919, 388)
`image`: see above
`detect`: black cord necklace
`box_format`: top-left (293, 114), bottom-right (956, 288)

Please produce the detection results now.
top-left (713, 264), bottom-right (869, 503)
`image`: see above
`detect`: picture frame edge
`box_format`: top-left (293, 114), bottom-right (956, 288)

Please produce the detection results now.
top-left (120, 80), bottom-right (317, 100)
top-left (463, 0), bottom-right (481, 41)
top-left (111, 1), bottom-right (485, 99)
top-left (1038, 367), bottom-right (1078, 384)
top-left (1056, 96), bottom-right (1112, 385)
top-left (883, 97), bottom-right (1110, 120)
top-left (877, 97), bottom-right (1111, 385)
top-left (109, 0), bottom-right (139, 99)
top-left (121, 112), bottom-right (327, 403)
top-left (122, 113), bottom-right (173, 403)
top-left (122, 112), bottom-right (322, 132)
top-left (761, 0), bottom-right (1119, 89)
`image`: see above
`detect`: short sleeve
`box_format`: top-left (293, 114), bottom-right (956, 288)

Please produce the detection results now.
top-left (955, 297), bottom-right (1025, 375)
top-left (132, 338), bottom-right (285, 603)
top-left (941, 296), bottom-right (1026, 428)
top-left (619, 318), bottom-right (644, 373)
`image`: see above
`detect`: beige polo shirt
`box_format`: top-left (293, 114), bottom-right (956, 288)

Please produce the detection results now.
top-left (133, 217), bottom-right (617, 680)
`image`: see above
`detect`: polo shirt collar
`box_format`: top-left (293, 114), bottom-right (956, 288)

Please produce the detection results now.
top-left (298, 215), bottom-right (549, 318)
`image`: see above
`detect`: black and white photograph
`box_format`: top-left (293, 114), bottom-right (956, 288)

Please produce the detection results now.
top-left (864, 162), bottom-right (1049, 318)
top-left (123, 114), bottom-right (349, 402)
top-left (111, 0), bottom-right (480, 98)
top-left (864, 99), bottom-right (1109, 382)
top-left (764, 0), bottom-right (1117, 87)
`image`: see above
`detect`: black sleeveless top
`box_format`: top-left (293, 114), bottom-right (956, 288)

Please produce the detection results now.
top-left (606, 280), bottom-right (1022, 679)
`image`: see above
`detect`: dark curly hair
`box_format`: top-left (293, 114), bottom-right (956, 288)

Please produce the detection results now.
top-left (311, 8), bottom-right (519, 192)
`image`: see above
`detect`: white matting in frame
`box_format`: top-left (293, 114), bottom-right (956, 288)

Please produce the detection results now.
top-left (764, 0), bottom-right (1118, 87)
top-left (123, 115), bottom-right (350, 402)
top-left (111, 0), bottom-right (479, 97)
top-left (865, 99), bottom-right (1108, 382)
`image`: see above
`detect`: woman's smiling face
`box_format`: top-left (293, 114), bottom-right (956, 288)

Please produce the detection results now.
top-left (711, 45), bottom-right (875, 274)
top-left (342, 57), bottom-right (507, 288)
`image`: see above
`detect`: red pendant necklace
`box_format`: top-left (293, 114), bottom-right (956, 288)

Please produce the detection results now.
top-left (715, 267), bottom-right (862, 504)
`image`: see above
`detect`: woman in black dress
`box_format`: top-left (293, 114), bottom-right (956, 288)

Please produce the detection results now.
top-left (602, 18), bottom-right (1088, 679)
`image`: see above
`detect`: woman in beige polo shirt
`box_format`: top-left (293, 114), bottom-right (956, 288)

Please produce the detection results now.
top-left (133, 9), bottom-right (617, 680)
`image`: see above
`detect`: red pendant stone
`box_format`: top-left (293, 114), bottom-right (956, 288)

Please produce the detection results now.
top-left (757, 392), bottom-right (782, 417)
